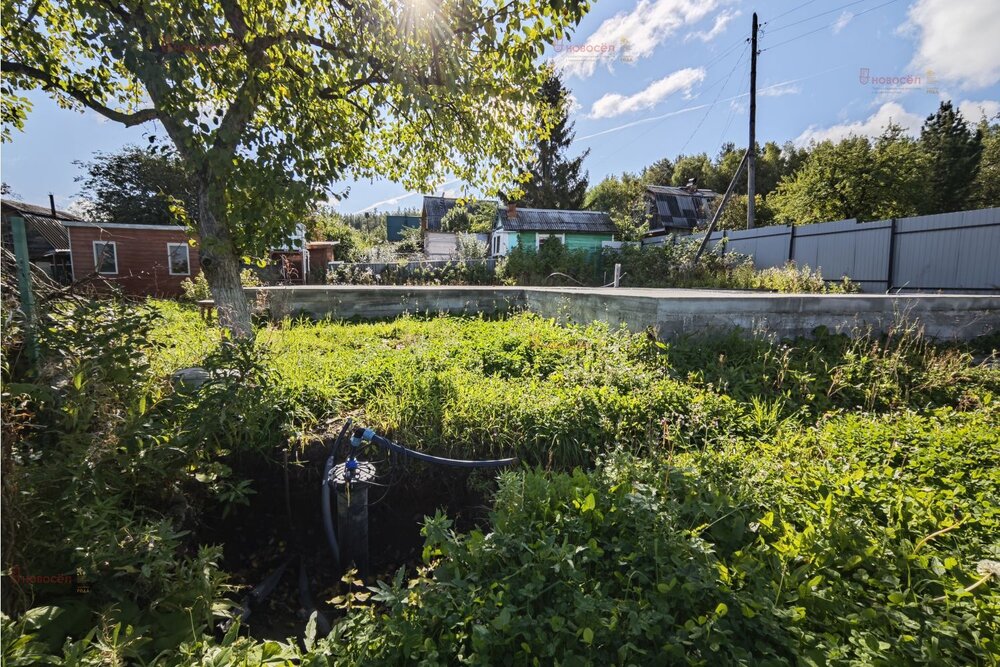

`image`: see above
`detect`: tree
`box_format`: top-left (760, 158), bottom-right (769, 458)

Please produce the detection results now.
top-left (770, 130), bottom-right (926, 225)
top-left (75, 145), bottom-right (197, 226)
top-left (709, 194), bottom-right (773, 230)
top-left (584, 174), bottom-right (643, 213)
top-left (920, 101), bottom-right (983, 214)
top-left (517, 71), bottom-right (589, 209)
top-left (440, 201), bottom-right (497, 233)
top-left (3, 0), bottom-right (587, 336)
top-left (870, 124), bottom-right (928, 219)
top-left (641, 157), bottom-right (673, 186)
top-left (670, 153), bottom-right (715, 189)
top-left (608, 193), bottom-right (650, 241)
top-left (972, 119), bottom-right (1000, 208)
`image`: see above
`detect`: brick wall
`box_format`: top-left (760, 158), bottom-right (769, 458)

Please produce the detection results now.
top-left (68, 225), bottom-right (201, 297)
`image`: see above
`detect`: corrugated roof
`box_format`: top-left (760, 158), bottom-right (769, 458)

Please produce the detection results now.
top-left (2, 198), bottom-right (82, 221)
top-left (422, 196), bottom-right (494, 231)
top-left (422, 196), bottom-right (457, 231)
top-left (2, 199), bottom-right (76, 251)
top-left (499, 207), bottom-right (616, 234)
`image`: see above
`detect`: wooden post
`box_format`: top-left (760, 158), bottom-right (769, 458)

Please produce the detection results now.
top-left (695, 150), bottom-right (749, 263)
top-left (747, 12), bottom-right (758, 230)
top-left (613, 263), bottom-right (621, 288)
top-left (10, 215), bottom-right (39, 365)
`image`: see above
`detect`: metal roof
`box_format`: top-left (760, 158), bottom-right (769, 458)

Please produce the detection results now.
top-left (498, 207), bottom-right (616, 234)
top-left (646, 185), bottom-right (717, 198)
top-left (1, 199), bottom-right (77, 251)
top-left (422, 196), bottom-right (494, 231)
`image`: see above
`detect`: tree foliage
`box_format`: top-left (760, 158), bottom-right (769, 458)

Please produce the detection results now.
top-left (516, 70), bottom-right (589, 209)
top-left (769, 126), bottom-right (930, 224)
top-left (920, 101), bottom-right (984, 215)
top-left (440, 201), bottom-right (498, 233)
top-left (75, 145), bottom-right (197, 226)
top-left (2, 0), bottom-right (590, 335)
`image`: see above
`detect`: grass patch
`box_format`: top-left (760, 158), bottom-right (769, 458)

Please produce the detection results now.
top-left (4, 299), bottom-right (997, 665)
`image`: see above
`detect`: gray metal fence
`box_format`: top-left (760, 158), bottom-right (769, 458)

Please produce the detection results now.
top-left (676, 207), bottom-right (1000, 292)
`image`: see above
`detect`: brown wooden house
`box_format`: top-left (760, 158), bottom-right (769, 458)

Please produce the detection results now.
top-left (64, 219), bottom-right (200, 297)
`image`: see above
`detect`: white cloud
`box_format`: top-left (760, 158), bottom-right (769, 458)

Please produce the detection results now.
top-left (958, 99), bottom-right (1000, 123)
top-left (794, 102), bottom-right (924, 145)
top-left (686, 9), bottom-right (741, 42)
top-left (832, 11), bottom-right (854, 35)
top-left (905, 0), bottom-right (1000, 89)
top-left (590, 67), bottom-right (706, 118)
top-left (759, 84), bottom-right (800, 98)
top-left (565, 92), bottom-right (583, 114)
top-left (555, 0), bottom-right (730, 78)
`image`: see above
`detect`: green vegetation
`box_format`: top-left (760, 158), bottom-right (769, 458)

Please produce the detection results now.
top-left (589, 101), bottom-right (999, 230)
top-left (3, 298), bottom-right (998, 664)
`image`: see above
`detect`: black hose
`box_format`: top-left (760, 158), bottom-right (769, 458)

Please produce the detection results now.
top-left (320, 419), bottom-right (352, 570)
top-left (321, 455), bottom-right (340, 568)
top-left (298, 558), bottom-right (331, 638)
top-left (360, 429), bottom-right (518, 469)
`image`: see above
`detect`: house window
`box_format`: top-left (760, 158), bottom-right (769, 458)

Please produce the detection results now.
top-left (536, 233), bottom-right (566, 250)
top-left (492, 233), bottom-right (501, 256)
top-left (167, 243), bottom-right (191, 275)
top-left (92, 241), bottom-right (118, 275)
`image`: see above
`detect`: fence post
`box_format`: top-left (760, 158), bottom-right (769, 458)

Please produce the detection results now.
top-left (787, 223), bottom-right (796, 264)
top-left (885, 217), bottom-right (897, 292)
top-left (10, 215), bottom-right (39, 366)
top-left (613, 263), bottom-right (621, 288)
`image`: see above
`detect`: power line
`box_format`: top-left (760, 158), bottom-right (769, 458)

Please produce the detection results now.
top-left (675, 42), bottom-right (750, 155)
top-left (594, 40), bottom-right (750, 161)
top-left (762, 0), bottom-right (903, 51)
top-left (768, 0), bottom-right (825, 23)
top-left (766, 0), bottom-right (873, 33)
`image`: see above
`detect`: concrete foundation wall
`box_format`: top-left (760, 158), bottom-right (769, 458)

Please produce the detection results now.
top-left (246, 286), bottom-right (1000, 341)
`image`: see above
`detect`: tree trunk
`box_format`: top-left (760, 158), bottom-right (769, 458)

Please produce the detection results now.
top-left (197, 184), bottom-right (254, 338)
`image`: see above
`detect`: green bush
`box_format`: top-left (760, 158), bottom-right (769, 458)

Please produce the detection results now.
top-left (498, 236), bottom-right (599, 285)
top-left (180, 268), bottom-right (265, 301)
top-left (603, 238), bottom-right (859, 292)
top-left (328, 405), bottom-right (999, 665)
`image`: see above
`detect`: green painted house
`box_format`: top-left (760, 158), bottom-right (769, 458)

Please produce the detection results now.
top-left (490, 203), bottom-right (616, 257)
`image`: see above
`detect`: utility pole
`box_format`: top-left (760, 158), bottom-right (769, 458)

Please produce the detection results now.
top-left (747, 12), bottom-right (758, 229)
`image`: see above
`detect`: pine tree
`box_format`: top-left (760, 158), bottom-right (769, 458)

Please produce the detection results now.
top-left (518, 73), bottom-right (589, 209)
top-left (920, 101), bottom-right (983, 214)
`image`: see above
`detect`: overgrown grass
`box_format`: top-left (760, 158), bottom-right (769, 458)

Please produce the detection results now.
top-left (4, 299), bottom-right (997, 665)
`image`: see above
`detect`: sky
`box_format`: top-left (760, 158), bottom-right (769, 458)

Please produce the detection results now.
top-left (3, 0), bottom-right (999, 215)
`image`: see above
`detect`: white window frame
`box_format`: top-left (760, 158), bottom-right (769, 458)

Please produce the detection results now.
top-left (535, 233), bottom-right (566, 250)
top-left (92, 240), bottom-right (118, 275)
top-left (167, 242), bottom-right (191, 276)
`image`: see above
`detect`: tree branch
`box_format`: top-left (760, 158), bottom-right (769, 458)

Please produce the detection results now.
top-left (2, 60), bottom-right (158, 127)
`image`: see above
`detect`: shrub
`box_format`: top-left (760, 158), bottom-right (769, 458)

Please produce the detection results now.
top-left (498, 237), bottom-right (598, 285)
top-left (603, 239), bottom-right (860, 293)
top-left (180, 268), bottom-right (266, 301)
